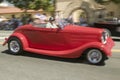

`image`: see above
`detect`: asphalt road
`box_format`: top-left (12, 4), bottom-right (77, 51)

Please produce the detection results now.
top-left (0, 31), bottom-right (120, 80)
top-left (0, 44), bottom-right (120, 80)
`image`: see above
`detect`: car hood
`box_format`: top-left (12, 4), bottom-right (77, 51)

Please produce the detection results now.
top-left (64, 24), bottom-right (104, 35)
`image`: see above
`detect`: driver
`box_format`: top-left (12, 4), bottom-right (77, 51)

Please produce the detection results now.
top-left (46, 17), bottom-right (58, 28)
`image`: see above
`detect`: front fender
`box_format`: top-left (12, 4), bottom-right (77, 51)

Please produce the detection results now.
top-left (79, 38), bottom-right (114, 57)
top-left (74, 42), bottom-right (105, 57)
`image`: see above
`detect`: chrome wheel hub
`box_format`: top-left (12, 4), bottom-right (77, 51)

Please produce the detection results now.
top-left (10, 40), bottom-right (20, 53)
top-left (88, 50), bottom-right (102, 64)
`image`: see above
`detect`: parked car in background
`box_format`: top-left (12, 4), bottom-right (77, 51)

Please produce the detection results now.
top-left (3, 20), bottom-right (114, 65)
top-left (94, 18), bottom-right (120, 36)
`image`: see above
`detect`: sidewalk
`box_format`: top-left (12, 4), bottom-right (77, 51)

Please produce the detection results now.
top-left (0, 30), bottom-right (13, 43)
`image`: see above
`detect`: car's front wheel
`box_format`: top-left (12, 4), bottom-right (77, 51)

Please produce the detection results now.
top-left (86, 49), bottom-right (105, 65)
top-left (8, 37), bottom-right (23, 55)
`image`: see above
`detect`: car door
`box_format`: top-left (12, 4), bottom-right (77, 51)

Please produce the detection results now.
top-left (23, 26), bottom-right (69, 50)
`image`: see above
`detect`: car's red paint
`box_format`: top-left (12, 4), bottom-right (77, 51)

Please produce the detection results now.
top-left (3, 24), bottom-right (114, 58)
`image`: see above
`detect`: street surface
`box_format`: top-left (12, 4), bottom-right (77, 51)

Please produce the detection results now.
top-left (0, 30), bottom-right (120, 80)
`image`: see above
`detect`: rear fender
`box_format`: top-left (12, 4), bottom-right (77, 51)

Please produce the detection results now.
top-left (7, 33), bottom-right (29, 50)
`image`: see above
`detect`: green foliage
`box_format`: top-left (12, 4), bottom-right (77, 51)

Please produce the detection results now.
top-left (0, 0), bottom-right (3, 3)
top-left (95, 0), bottom-right (120, 4)
top-left (6, 0), bottom-right (54, 12)
top-left (95, 0), bottom-right (105, 4)
top-left (111, 0), bottom-right (120, 4)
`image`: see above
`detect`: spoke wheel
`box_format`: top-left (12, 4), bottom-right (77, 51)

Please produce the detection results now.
top-left (86, 49), bottom-right (105, 64)
top-left (8, 37), bottom-right (23, 55)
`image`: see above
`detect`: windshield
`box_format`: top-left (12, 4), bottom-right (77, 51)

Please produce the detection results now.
top-left (57, 19), bottom-right (70, 29)
top-left (31, 18), bottom-right (71, 29)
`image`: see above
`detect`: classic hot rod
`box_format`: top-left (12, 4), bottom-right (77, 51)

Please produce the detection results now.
top-left (3, 21), bottom-right (114, 65)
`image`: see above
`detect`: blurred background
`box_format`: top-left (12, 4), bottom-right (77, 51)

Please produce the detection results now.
top-left (0, 0), bottom-right (120, 31)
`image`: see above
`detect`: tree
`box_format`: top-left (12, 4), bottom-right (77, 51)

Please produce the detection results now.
top-left (6, 0), bottom-right (54, 13)
top-left (0, 0), bottom-right (2, 3)
top-left (95, 0), bottom-right (120, 4)
top-left (111, 0), bottom-right (120, 4)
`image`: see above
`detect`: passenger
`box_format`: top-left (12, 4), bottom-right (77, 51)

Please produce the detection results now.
top-left (33, 15), bottom-right (46, 24)
top-left (31, 15), bottom-right (47, 28)
top-left (33, 18), bottom-right (42, 24)
top-left (46, 17), bottom-right (58, 28)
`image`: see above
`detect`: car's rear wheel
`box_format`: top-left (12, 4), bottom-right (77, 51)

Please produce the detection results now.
top-left (86, 49), bottom-right (105, 65)
top-left (8, 37), bottom-right (23, 55)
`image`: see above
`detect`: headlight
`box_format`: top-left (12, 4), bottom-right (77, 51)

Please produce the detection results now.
top-left (101, 31), bottom-right (109, 44)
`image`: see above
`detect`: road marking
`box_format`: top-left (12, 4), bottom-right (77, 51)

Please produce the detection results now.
top-left (0, 37), bottom-right (6, 39)
top-left (112, 49), bottom-right (120, 52)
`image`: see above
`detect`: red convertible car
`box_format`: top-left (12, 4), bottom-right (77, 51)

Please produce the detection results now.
top-left (3, 21), bottom-right (114, 65)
